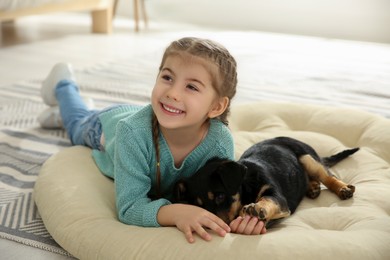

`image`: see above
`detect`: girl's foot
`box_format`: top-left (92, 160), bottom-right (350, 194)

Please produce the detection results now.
top-left (38, 97), bottom-right (95, 129)
top-left (37, 106), bottom-right (63, 129)
top-left (41, 63), bottom-right (76, 106)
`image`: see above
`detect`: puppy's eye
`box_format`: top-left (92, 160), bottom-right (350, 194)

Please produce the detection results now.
top-left (215, 193), bottom-right (226, 205)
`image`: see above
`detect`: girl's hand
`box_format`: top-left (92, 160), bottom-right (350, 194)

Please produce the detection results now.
top-left (157, 204), bottom-right (230, 243)
top-left (229, 216), bottom-right (267, 235)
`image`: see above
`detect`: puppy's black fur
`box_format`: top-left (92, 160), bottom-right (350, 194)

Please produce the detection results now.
top-left (173, 137), bottom-right (358, 225)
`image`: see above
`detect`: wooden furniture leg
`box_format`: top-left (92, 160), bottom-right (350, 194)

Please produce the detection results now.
top-left (113, 0), bottom-right (119, 18)
top-left (134, 0), bottom-right (140, 32)
top-left (133, 0), bottom-right (148, 32)
top-left (140, 0), bottom-right (148, 27)
top-left (92, 7), bottom-right (113, 33)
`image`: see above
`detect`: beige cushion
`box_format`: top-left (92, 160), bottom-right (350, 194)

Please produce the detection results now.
top-left (35, 102), bottom-right (390, 259)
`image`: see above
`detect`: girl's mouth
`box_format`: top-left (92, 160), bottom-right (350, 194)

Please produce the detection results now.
top-left (161, 103), bottom-right (184, 114)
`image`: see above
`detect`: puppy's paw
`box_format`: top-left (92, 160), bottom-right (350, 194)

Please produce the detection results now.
top-left (242, 203), bottom-right (267, 221)
top-left (306, 181), bottom-right (321, 199)
top-left (338, 184), bottom-right (355, 200)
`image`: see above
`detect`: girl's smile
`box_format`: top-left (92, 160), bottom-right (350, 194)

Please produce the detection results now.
top-left (160, 102), bottom-right (185, 115)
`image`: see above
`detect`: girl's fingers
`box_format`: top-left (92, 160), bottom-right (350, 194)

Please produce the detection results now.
top-left (219, 221), bottom-right (231, 233)
top-left (248, 218), bottom-right (266, 235)
top-left (201, 217), bottom-right (229, 238)
top-left (244, 217), bottom-right (259, 235)
top-left (194, 215), bottom-right (230, 242)
top-left (260, 224), bottom-right (267, 234)
top-left (211, 223), bottom-right (228, 237)
top-left (251, 220), bottom-right (263, 235)
top-left (184, 227), bottom-right (195, 243)
top-left (236, 215), bottom-right (251, 233)
top-left (230, 216), bottom-right (267, 235)
top-left (198, 212), bottom-right (230, 236)
top-left (194, 224), bottom-right (212, 241)
top-left (211, 219), bottom-right (230, 235)
top-left (180, 210), bottom-right (233, 243)
top-left (206, 213), bottom-right (231, 233)
top-left (229, 216), bottom-right (243, 232)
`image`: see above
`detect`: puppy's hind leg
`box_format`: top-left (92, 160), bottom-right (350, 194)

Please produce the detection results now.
top-left (299, 155), bottom-right (355, 200)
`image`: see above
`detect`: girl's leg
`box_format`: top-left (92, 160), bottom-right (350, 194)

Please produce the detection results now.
top-left (39, 63), bottom-right (102, 149)
top-left (37, 97), bottom-right (94, 129)
top-left (55, 79), bottom-right (102, 149)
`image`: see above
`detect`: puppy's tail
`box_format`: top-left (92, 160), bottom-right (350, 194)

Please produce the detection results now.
top-left (322, 148), bottom-right (359, 167)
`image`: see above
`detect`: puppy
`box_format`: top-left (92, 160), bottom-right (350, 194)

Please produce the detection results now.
top-left (173, 136), bottom-right (358, 226)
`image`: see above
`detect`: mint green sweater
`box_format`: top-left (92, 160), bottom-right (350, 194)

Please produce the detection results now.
top-left (92, 104), bottom-right (234, 227)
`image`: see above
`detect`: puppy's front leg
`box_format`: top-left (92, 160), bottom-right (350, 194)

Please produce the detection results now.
top-left (241, 197), bottom-right (290, 222)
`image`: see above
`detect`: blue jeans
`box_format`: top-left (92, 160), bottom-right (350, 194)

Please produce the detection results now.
top-left (56, 79), bottom-right (118, 150)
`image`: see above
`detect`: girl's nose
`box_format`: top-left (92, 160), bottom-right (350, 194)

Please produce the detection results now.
top-left (166, 83), bottom-right (181, 101)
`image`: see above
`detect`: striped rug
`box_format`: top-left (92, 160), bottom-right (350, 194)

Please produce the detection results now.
top-left (0, 64), bottom-right (153, 256)
top-left (0, 35), bottom-right (389, 256)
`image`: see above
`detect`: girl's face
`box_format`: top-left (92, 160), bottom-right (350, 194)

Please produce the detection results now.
top-left (151, 53), bottom-right (227, 131)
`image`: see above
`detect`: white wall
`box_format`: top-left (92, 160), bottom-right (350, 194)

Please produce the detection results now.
top-left (117, 0), bottom-right (390, 43)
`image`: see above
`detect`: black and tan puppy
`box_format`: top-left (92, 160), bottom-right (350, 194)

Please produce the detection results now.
top-left (173, 136), bottom-right (358, 226)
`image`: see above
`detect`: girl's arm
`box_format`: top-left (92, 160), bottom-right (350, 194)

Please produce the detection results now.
top-left (114, 122), bottom-right (170, 227)
top-left (157, 204), bottom-right (231, 243)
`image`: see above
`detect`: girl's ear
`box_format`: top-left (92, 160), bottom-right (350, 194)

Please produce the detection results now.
top-left (208, 97), bottom-right (229, 119)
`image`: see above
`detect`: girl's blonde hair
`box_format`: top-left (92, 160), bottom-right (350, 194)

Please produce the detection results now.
top-left (152, 37), bottom-right (238, 197)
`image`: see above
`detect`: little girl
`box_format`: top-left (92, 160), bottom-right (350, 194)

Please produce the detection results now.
top-left (39, 37), bottom-right (265, 243)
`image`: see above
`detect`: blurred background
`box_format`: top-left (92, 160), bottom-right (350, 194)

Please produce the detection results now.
top-left (118, 0), bottom-right (390, 43)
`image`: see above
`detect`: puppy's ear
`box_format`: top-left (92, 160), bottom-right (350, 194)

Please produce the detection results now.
top-left (218, 162), bottom-right (246, 195)
top-left (172, 180), bottom-right (188, 203)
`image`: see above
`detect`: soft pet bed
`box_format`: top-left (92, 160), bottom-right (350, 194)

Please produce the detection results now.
top-left (34, 102), bottom-right (390, 259)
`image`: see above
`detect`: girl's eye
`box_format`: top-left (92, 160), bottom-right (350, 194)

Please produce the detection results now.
top-left (161, 75), bottom-right (172, 81)
top-left (186, 84), bottom-right (199, 92)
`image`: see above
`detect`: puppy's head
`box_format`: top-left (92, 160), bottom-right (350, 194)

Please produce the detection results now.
top-left (173, 158), bottom-right (247, 224)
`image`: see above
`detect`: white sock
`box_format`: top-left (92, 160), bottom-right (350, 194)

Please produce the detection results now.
top-left (41, 63), bottom-right (76, 106)
top-left (38, 97), bottom-right (95, 129)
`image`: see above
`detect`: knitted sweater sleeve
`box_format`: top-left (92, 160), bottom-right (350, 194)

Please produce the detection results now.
top-left (113, 120), bottom-right (171, 227)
